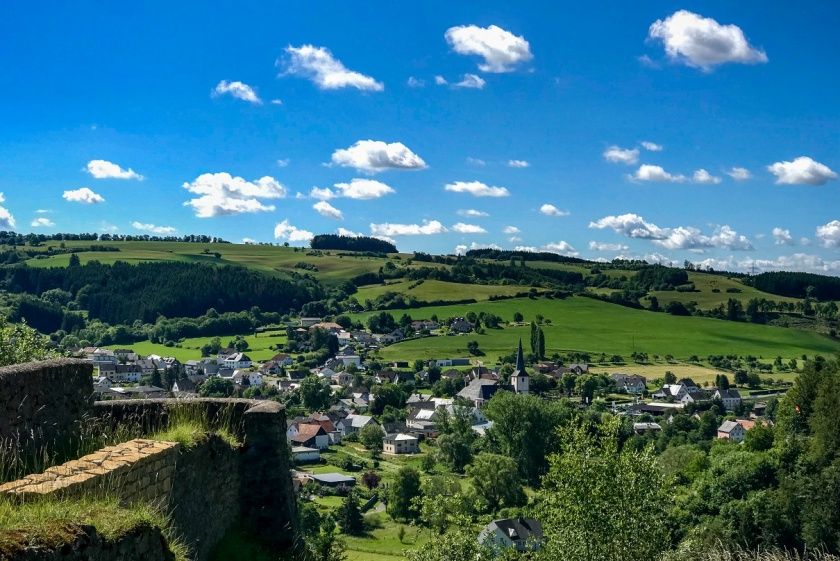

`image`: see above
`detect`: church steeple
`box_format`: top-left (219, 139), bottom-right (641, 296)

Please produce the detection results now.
top-left (512, 339), bottom-right (530, 394)
top-left (515, 338), bottom-right (526, 373)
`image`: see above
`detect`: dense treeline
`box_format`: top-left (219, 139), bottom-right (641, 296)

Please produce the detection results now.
top-left (466, 248), bottom-right (588, 264)
top-left (751, 271), bottom-right (840, 301)
top-left (310, 234), bottom-right (397, 253)
top-left (0, 231), bottom-right (230, 245)
top-left (2, 261), bottom-right (322, 324)
top-left (633, 265), bottom-right (690, 290)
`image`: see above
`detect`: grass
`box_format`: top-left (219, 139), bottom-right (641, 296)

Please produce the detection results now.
top-left (344, 517), bottom-right (428, 560)
top-left (649, 270), bottom-right (800, 311)
top-left (588, 362), bottom-right (800, 387)
top-left (104, 331), bottom-right (287, 362)
top-left (351, 296), bottom-right (840, 362)
top-left (0, 496), bottom-right (188, 560)
top-left (354, 279), bottom-right (534, 305)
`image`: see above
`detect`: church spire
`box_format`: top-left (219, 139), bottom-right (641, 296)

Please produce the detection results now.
top-left (515, 338), bottom-right (526, 373)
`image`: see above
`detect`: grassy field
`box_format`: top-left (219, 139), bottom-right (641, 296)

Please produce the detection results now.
top-left (352, 296), bottom-right (840, 362)
top-left (648, 271), bottom-right (800, 310)
top-left (103, 332), bottom-right (286, 362)
top-left (588, 362), bottom-right (800, 387)
top-left (354, 279), bottom-right (534, 304)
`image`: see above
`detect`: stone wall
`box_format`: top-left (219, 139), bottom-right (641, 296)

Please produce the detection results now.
top-left (0, 359), bottom-right (93, 456)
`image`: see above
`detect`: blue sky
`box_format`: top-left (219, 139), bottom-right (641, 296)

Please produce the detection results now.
top-left (1, 1), bottom-right (839, 273)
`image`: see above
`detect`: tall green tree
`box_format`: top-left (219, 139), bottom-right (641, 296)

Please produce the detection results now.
top-left (338, 492), bottom-right (365, 536)
top-left (467, 452), bottom-right (526, 512)
top-left (388, 466), bottom-right (422, 521)
top-left (537, 417), bottom-right (671, 561)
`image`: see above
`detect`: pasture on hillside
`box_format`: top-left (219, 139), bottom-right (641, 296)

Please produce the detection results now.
top-left (353, 279), bottom-right (535, 304)
top-left (104, 332), bottom-right (287, 362)
top-left (352, 296), bottom-right (840, 362)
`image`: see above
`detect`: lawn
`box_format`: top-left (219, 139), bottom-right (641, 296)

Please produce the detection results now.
top-left (103, 332), bottom-right (286, 362)
top-left (351, 296), bottom-right (840, 362)
top-left (354, 279), bottom-right (535, 305)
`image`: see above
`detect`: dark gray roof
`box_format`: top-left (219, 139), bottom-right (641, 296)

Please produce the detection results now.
top-left (491, 518), bottom-right (543, 542)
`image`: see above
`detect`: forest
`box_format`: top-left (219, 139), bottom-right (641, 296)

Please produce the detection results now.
top-left (752, 271), bottom-right (840, 300)
top-left (310, 234), bottom-right (398, 253)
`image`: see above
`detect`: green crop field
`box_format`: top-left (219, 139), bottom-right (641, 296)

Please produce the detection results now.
top-left (104, 332), bottom-right (286, 362)
top-left (352, 296), bottom-right (840, 362)
top-left (354, 279), bottom-right (534, 304)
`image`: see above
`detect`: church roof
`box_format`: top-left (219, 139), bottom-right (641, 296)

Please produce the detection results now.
top-left (513, 338), bottom-right (528, 378)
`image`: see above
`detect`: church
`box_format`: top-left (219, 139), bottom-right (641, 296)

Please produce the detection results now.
top-left (456, 339), bottom-right (530, 407)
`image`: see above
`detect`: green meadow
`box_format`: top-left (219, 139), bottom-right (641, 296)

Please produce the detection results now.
top-left (352, 296), bottom-right (840, 362)
top-left (104, 332), bottom-right (286, 362)
top-left (353, 279), bottom-right (534, 304)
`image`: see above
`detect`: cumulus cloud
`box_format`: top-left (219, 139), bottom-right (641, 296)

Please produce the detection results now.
top-left (445, 180), bottom-right (510, 197)
top-left (458, 209), bottom-right (489, 218)
top-left (631, 164), bottom-right (686, 183)
top-left (276, 159), bottom-right (290, 167)
top-left (692, 169), bottom-right (722, 184)
top-left (212, 80), bottom-right (262, 104)
top-left (466, 157), bottom-right (486, 167)
top-left (370, 220), bottom-right (447, 236)
top-left (772, 227), bottom-right (793, 245)
top-left (313, 201), bottom-right (343, 220)
top-left (515, 241), bottom-right (578, 257)
top-left (508, 159), bottom-right (530, 168)
top-left (331, 140), bottom-right (426, 173)
top-left (603, 146), bottom-right (639, 165)
top-left (86, 160), bottom-right (143, 180)
top-left (453, 73), bottom-right (486, 89)
top-left (767, 156), bottom-right (837, 186)
top-left (589, 213), bottom-right (669, 240)
top-left (132, 221), bottom-right (177, 235)
top-left (182, 172), bottom-right (286, 217)
top-left (816, 220), bottom-right (840, 248)
top-left (454, 244), bottom-right (468, 256)
top-left (648, 10), bottom-right (767, 70)
top-left (311, 178), bottom-right (396, 200)
top-left (280, 45), bottom-right (383, 91)
top-left (31, 217), bottom-right (54, 228)
top-left (63, 187), bottom-right (105, 204)
top-left (641, 141), bottom-right (663, 152)
top-left (655, 224), bottom-right (753, 251)
top-left (274, 220), bottom-right (314, 242)
top-left (589, 241), bottom-right (629, 252)
top-left (503, 226), bottom-right (520, 234)
top-left (539, 203), bottom-right (569, 217)
top-left (434, 75), bottom-right (448, 85)
top-left (444, 24), bottom-right (533, 73)
top-left (452, 222), bottom-right (487, 234)
top-left (727, 167), bottom-right (752, 180)
top-left (0, 203), bottom-right (14, 229)
top-left (406, 76), bottom-right (425, 88)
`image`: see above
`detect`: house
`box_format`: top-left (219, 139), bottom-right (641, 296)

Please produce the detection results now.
top-left (435, 358), bottom-right (471, 368)
top-left (383, 433), bottom-right (420, 454)
top-left (681, 388), bottom-right (713, 405)
top-left (306, 473), bottom-right (355, 488)
top-left (289, 424), bottom-right (330, 450)
top-left (457, 378), bottom-right (502, 408)
top-left (478, 518), bottom-right (543, 553)
top-left (113, 364), bottom-right (142, 383)
top-left (102, 385), bottom-right (167, 399)
top-left (291, 446), bottom-right (321, 463)
top-left (331, 371), bottom-right (354, 386)
top-left (556, 363), bottom-right (589, 376)
top-left (717, 420), bottom-right (747, 442)
top-left (406, 406), bottom-right (439, 437)
top-left (222, 353), bottom-right (252, 370)
top-left (88, 348), bottom-right (117, 365)
top-left (113, 349), bottom-right (138, 362)
top-left (375, 370), bottom-right (401, 385)
top-left (269, 353), bottom-right (295, 367)
top-left (633, 422), bottom-right (662, 434)
top-left (337, 414), bottom-right (377, 436)
top-left (94, 376), bottom-right (113, 390)
top-left (300, 317), bottom-right (323, 328)
top-left (652, 383), bottom-right (691, 400)
top-left (449, 318), bottom-right (473, 333)
top-left (336, 351), bottom-right (361, 367)
top-left (611, 373), bottom-right (647, 394)
top-left (714, 388), bottom-right (742, 411)
top-left (510, 340), bottom-right (530, 395)
top-left (309, 321), bottom-right (343, 332)
top-left (172, 378), bottom-right (197, 395)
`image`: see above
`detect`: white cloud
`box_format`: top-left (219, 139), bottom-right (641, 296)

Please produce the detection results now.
top-left (331, 140), bottom-right (426, 173)
top-left (727, 167), bottom-right (752, 180)
top-left (640, 141), bottom-right (663, 152)
top-left (653, 224), bottom-right (753, 251)
top-left (589, 241), bottom-right (629, 252)
top-left (543, 241), bottom-right (579, 256)
top-left (740, 254), bottom-right (840, 275)
top-left (508, 159), bottom-right (530, 168)
top-left (86, 160), bottom-right (143, 180)
top-left (816, 220), bottom-right (840, 248)
top-left (453, 74), bottom-right (486, 89)
top-left (444, 24), bottom-right (533, 73)
top-left (503, 226), bottom-right (520, 234)
top-left (31, 217), bottom-right (54, 228)
top-left (370, 220), bottom-right (447, 236)
top-left (337, 228), bottom-right (363, 237)
top-left (434, 75), bottom-right (448, 85)
top-left (311, 178), bottom-right (396, 200)
top-left (0, 200), bottom-right (15, 229)
top-left (270, 99), bottom-right (283, 105)
top-left (274, 220), bottom-right (314, 243)
top-left (182, 172), bottom-right (286, 217)
top-left (35, 209), bottom-right (50, 214)
top-left (131, 221), bottom-right (177, 235)
top-left (99, 221), bottom-right (119, 233)
top-left (692, 168), bottom-right (722, 184)
top-left (466, 157), bottom-right (486, 167)
top-left (454, 244), bottom-right (468, 256)
top-left (313, 201), bottom-right (343, 220)
top-left (63, 187), bottom-right (105, 204)
top-left (452, 222), bottom-right (487, 234)
top-left (276, 159), bottom-right (290, 167)
top-left (458, 209), bottom-right (489, 217)
top-left (539, 203), bottom-right (569, 217)
top-left (212, 80), bottom-right (262, 104)
top-left (603, 146), bottom-right (639, 165)
top-left (281, 45), bottom-right (383, 91)
top-left (445, 180), bottom-right (510, 197)
top-left (801, 237), bottom-right (812, 246)
top-left (242, 238), bottom-right (257, 244)
top-left (631, 164), bottom-right (686, 183)
top-left (648, 10), bottom-right (768, 70)
top-left (589, 213), bottom-right (669, 240)
top-left (772, 227), bottom-right (793, 245)
top-left (406, 76), bottom-right (425, 88)
top-left (767, 156), bottom-right (837, 186)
